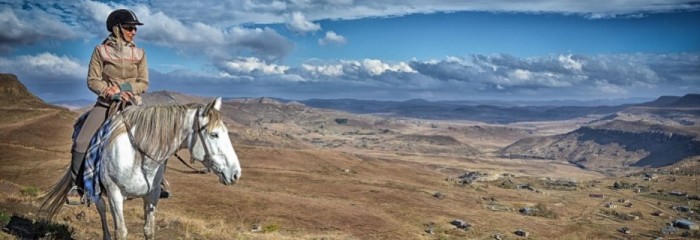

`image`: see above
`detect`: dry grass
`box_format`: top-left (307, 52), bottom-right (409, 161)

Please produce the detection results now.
top-left (1, 103), bottom-right (699, 239)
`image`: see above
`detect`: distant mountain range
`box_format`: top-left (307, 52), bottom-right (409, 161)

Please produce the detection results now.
top-left (49, 91), bottom-right (697, 124)
top-left (299, 95), bottom-right (698, 123)
top-left (0, 69), bottom-right (685, 124)
top-left (3, 73), bottom-right (700, 170)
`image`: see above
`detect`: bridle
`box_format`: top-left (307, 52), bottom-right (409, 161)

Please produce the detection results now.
top-left (191, 108), bottom-right (214, 169)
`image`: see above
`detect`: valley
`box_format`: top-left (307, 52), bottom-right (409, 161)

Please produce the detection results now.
top-left (0, 74), bottom-right (699, 239)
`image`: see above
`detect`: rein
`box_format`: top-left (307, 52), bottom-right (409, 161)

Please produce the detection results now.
top-left (121, 113), bottom-right (162, 163)
top-left (172, 153), bottom-right (207, 174)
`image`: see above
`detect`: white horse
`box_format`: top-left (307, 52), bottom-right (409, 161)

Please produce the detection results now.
top-left (41, 97), bottom-right (241, 240)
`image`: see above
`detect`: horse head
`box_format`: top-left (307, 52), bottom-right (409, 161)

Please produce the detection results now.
top-left (190, 97), bottom-right (241, 186)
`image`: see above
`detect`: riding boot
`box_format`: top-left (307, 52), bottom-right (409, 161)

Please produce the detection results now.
top-left (66, 151), bottom-right (86, 205)
top-left (159, 178), bottom-right (172, 199)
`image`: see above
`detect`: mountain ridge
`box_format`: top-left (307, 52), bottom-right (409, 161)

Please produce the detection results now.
top-left (0, 73), bottom-right (62, 109)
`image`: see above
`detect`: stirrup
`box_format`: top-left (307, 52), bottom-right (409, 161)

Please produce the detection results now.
top-left (65, 186), bottom-right (84, 205)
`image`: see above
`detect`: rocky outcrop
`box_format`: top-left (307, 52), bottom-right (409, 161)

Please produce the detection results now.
top-left (0, 73), bottom-right (56, 109)
top-left (500, 120), bottom-right (700, 169)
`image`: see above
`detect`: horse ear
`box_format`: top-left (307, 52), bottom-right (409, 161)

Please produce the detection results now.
top-left (205, 97), bottom-right (222, 114)
top-left (212, 97), bottom-right (222, 111)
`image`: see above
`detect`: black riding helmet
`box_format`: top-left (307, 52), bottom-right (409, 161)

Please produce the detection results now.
top-left (106, 9), bottom-right (143, 32)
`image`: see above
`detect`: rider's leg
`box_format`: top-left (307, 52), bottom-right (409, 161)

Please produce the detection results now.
top-left (67, 105), bottom-right (108, 204)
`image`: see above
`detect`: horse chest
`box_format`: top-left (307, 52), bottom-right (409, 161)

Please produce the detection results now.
top-left (104, 136), bottom-right (162, 196)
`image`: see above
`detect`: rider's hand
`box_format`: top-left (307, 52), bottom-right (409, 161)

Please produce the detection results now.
top-left (120, 91), bottom-right (134, 102)
top-left (104, 86), bottom-right (120, 99)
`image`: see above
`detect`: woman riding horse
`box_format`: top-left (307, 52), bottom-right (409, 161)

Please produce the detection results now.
top-left (67, 9), bottom-right (170, 203)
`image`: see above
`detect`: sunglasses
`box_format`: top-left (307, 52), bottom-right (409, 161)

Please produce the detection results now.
top-left (121, 25), bottom-right (137, 32)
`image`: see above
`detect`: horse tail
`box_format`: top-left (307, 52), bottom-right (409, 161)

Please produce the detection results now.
top-left (38, 168), bottom-right (72, 219)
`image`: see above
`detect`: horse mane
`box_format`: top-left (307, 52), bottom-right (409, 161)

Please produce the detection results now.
top-left (108, 103), bottom-right (223, 161)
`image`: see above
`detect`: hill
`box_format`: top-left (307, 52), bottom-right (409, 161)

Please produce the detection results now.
top-left (141, 90), bottom-right (211, 105)
top-left (638, 94), bottom-right (700, 108)
top-left (0, 74), bottom-right (77, 190)
top-left (639, 95), bottom-right (682, 107)
top-left (668, 93), bottom-right (700, 107)
top-left (500, 95), bottom-right (700, 172)
top-left (0, 74), bottom-right (60, 109)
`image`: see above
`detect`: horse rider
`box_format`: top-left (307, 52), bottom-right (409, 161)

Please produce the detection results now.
top-left (67, 9), bottom-right (171, 204)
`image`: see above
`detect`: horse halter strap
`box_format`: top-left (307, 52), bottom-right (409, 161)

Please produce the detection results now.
top-left (192, 108), bottom-right (214, 168)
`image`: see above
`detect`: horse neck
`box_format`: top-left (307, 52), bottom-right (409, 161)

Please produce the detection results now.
top-left (118, 106), bottom-right (200, 163)
top-left (180, 108), bottom-right (200, 151)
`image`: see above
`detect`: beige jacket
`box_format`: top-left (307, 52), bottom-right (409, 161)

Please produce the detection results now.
top-left (87, 35), bottom-right (148, 106)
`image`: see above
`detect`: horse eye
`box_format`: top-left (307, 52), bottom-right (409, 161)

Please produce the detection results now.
top-left (210, 132), bottom-right (219, 138)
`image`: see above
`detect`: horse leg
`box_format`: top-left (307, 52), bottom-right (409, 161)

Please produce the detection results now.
top-left (107, 188), bottom-right (128, 240)
top-left (143, 164), bottom-right (166, 240)
top-left (94, 197), bottom-right (112, 240)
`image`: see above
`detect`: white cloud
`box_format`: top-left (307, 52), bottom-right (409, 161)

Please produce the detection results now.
top-left (0, 52), bottom-right (89, 101)
top-left (227, 27), bottom-right (294, 60)
top-left (4, 1), bottom-right (700, 101)
top-left (359, 59), bottom-right (415, 76)
top-left (77, 1), bottom-right (293, 61)
top-left (0, 7), bottom-right (78, 51)
top-left (286, 12), bottom-right (321, 33)
top-left (218, 57), bottom-right (289, 75)
top-left (318, 31), bottom-right (347, 46)
top-left (0, 53), bottom-right (86, 81)
top-left (409, 53), bottom-right (699, 97)
top-left (594, 80), bottom-right (628, 94)
top-left (142, 53), bottom-right (700, 101)
top-left (558, 54), bottom-right (583, 71)
top-left (510, 69), bottom-right (532, 80)
top-left (302, 64), bottom-right (344, 77)
top-left (103, 0), bottom-right (700, 25)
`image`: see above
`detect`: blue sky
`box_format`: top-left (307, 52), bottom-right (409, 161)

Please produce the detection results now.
top-left (1, 0), bottom-right (699, 102)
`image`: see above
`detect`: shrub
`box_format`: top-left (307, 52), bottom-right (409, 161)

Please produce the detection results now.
top-left (613, 181), bottom-right (636, 190)
top-left (600, 209), bottom-right (639, 221)
top-left (532, 203), bottom-right (559, 219)
top-left (19, 187), bottom-right (39, 197)
top-left (0, 211), bottom-right (10, 225)
top-left (263, 223), bottom-right (279, 233)
top-left (33, 220), bottom-right (73, 239)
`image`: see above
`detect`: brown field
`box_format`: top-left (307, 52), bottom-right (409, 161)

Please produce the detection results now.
top-left (1, 101), bottom-right (699, 240)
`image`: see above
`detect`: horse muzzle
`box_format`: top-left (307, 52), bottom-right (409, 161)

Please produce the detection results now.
top-left (217, 169), bottom-right (240, 186)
